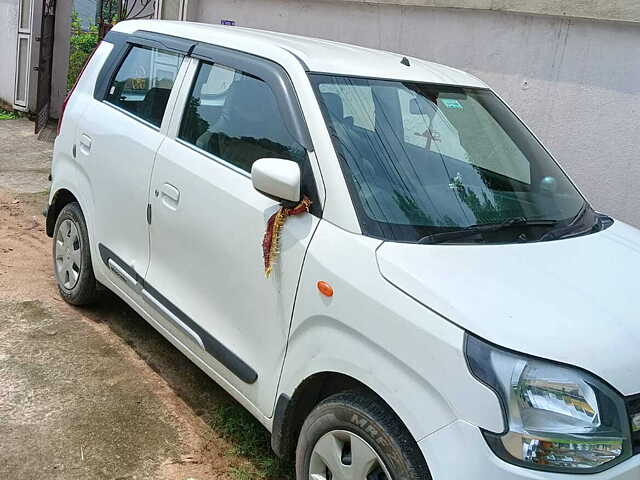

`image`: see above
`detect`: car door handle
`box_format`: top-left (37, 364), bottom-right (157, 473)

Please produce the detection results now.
top-left (79, 134), bottom-right (92, 154)
top-left (157, 183), bottom-right (180, 209)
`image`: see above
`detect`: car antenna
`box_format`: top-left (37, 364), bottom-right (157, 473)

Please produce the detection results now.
top-left (401, 56), bottom-right (411, 67)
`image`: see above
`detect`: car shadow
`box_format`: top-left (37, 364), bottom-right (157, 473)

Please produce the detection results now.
top-left (79, 288), bottom-right (295, 479)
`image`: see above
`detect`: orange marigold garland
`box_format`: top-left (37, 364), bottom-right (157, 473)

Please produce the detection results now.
top-left (262, 195), bottom-right (312, 277)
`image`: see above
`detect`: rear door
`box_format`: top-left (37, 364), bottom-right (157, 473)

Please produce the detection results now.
top-left (143, 50), bottom-right (321, 415)
top-left (78, 40), bottom-right (184, 293)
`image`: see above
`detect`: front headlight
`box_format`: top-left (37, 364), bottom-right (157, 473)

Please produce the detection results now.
top-left (465, 334), bottom-right (633, 473)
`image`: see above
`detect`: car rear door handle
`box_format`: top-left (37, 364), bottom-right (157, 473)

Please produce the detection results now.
top-left (157, 183), bottom-right (180, 209)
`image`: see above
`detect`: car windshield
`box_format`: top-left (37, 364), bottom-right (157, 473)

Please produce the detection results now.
top-left (310, 74), bottom-right (588, 243)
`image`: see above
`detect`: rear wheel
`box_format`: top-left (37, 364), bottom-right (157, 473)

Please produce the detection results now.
top-left (296, 391), bottom-right (430, 480)
top-left (53, 202), bottom-right (97, 305)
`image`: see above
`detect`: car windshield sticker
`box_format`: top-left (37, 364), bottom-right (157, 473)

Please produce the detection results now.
top-left (441, 99), bottom-right (463, 110)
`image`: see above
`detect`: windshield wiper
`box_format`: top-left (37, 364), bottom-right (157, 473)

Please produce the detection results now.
top-left (418, 217), bottom-right (558, 245)
top-left (538, 202), bottom-right (591, 241)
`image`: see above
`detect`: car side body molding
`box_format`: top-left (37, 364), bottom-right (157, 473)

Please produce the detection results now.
top-left (97, 243), bottom-right (258, 384)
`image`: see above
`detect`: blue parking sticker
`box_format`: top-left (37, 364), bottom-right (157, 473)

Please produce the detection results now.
top-left (441, 99), bottom-right (463, 110)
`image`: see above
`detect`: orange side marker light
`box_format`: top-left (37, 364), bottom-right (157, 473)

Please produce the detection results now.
top-left (317, 281), bottom-right (334, 297)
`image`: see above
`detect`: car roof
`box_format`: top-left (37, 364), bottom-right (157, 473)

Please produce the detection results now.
top-left (112, 20), bottom-right (487, 88)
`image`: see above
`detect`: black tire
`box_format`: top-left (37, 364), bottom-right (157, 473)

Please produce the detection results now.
top-left (296, 390), bottom-right (431, 480)
top-left (52, 202), bottom-right (97, 305)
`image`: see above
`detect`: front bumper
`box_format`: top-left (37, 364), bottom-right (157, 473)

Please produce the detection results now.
top-left (419, 420), bottom-right (640, 480)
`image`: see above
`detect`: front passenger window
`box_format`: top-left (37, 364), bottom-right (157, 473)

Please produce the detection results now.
top-left (105, 46), bottom-right (183, 127)
top-left (179, 62), bottom-right (306, 173)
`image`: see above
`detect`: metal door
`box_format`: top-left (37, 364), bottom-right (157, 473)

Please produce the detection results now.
top-left (14, 0), bottom-right (33, 110)
top-left (34, 0), bottom-right (56, 134)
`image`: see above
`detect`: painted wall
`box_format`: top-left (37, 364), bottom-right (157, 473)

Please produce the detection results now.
top-left (321, 0), bottom-right (640, 24)
top-left (194, 0), bottom-right (640, 227)
top-left (0, 0), bottom-right (19, 108)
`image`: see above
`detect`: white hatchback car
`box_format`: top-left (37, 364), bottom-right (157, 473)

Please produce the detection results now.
top-left (47, 19), bottom-right (640, 480)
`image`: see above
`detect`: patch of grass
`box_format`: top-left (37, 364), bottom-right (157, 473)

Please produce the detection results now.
top-left (0, 108), bottom-right (20, 120)
top-left (208, 402), bottom-right (295, 479)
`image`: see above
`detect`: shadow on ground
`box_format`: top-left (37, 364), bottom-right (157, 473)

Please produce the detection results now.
top-left (81, 289), bottom-right (295, 479)
top-left (0, 299), bottom-right (179, 480)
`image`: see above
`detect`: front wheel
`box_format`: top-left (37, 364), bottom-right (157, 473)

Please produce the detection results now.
top-left (296, 391), bottom-right (431, 480)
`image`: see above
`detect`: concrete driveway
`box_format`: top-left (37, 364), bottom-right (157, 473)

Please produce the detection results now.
top-left (0, 118), bottom-right (292, 480)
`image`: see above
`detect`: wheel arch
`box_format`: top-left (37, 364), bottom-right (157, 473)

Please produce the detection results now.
top-left (272, 371), bottom-right (407, 460)
top-left (46, 181), bottom-right (106, 288)
top-left (46, 188), bottom-right (79, 237)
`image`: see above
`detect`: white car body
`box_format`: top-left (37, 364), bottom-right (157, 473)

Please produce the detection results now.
top-left (47, 20), bottom-right (640, 479)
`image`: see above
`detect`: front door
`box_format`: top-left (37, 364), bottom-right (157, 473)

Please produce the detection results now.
top-left (78, 44), bottom-right (184, 290)
top-left (145, 58), bottom-right (320, 415)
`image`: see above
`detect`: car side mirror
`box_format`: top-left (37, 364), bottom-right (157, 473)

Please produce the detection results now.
top-left (251, 158), bottom-right (301, 203)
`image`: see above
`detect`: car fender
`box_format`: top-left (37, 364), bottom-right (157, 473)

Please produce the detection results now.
top-left (277, 220), bottom-right (504, 444)
top-left (279, 314), bottom-right (457, 441)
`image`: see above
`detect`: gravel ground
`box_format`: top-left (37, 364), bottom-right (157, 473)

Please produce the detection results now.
top-left (0, 119), bottom-right (283, 480)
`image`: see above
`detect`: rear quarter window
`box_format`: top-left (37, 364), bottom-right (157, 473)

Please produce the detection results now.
top-left (105, 45), bottom-right (183, 127)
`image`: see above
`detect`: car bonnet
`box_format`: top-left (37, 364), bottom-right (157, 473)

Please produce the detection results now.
top-left (376, 220), bottom-right (640, 396)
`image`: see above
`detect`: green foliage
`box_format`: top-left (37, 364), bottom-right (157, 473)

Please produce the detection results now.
top-left (70, 8), bottom-right (82, 32)
top-left (67, 9), bottom-right (99, 90)
top-left (0, 108), bottom-right (21, 120)
top-left (101, 0), bottom-right (122, 24)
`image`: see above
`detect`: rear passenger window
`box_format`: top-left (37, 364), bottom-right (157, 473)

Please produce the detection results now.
top-left (105, 46), bottom-right (183, 127)
top-left (179, 62), bottom-right (306, 173)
